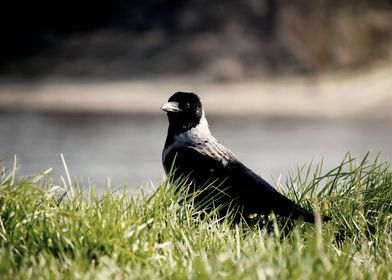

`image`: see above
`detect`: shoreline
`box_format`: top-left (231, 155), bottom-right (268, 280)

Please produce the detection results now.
top-left (1, 65), bottom-right (391, 120)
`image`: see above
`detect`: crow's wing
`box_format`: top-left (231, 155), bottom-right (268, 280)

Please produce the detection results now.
top-left (227, 161), bottom-right (319, 222)
top-left (164, 145), bottom-right (325, 222)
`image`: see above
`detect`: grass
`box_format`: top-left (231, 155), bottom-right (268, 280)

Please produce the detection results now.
top-left (0, 153), bottom-right (391, 279)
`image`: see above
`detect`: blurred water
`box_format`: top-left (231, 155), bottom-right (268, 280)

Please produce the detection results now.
top-left (1, 111), bottom-right (391, 194)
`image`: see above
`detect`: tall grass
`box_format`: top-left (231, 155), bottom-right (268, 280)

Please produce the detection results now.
top-left (0, 153), bottom-right (391, 279)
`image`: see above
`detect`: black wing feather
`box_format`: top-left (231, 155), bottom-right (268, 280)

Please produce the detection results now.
top-left (164, 145), bottom-right (322, 222)
top-left (228, 161), bottom-right (317, 222)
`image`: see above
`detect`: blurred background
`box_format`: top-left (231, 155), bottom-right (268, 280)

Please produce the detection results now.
top-left (0, 0), bottom-right (391, 193)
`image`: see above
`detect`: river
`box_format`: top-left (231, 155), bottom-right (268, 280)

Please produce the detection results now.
top-left (1, 111), bottom-right (391, 194)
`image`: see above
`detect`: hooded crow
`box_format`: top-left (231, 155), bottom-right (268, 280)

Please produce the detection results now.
top-left (161, 91), bottom-right (330, 223)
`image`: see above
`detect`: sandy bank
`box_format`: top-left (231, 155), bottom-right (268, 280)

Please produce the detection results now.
top-left (0, 65), bottom-right (391, 119)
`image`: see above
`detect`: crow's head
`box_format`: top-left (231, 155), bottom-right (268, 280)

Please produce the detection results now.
top-left (161, 92), bottom-right (204, 133)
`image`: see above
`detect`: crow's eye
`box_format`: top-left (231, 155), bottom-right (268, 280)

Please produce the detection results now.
top-left (185, 102), bottom-right (190, 109)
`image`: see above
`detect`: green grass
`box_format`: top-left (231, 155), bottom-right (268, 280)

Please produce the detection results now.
top-left (0, 153), bottom-right (391, 279)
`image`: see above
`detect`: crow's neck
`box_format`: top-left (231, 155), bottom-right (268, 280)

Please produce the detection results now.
top-left (164, 113), bottom-right (211, 148)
